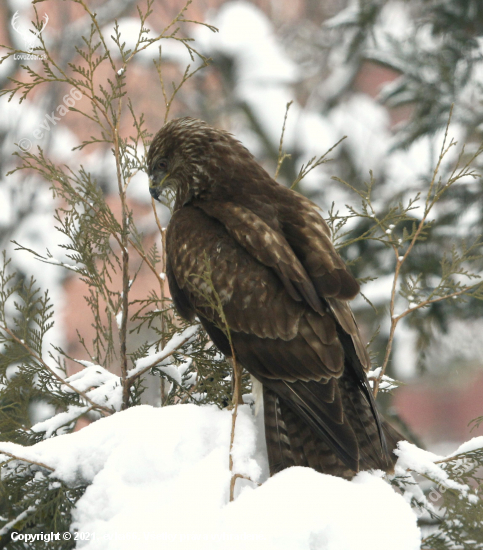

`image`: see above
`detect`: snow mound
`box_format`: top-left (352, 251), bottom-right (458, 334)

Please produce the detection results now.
top-left (0, 405), bottom-right (420, 549)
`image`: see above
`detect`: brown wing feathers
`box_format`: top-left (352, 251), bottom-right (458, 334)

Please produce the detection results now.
top-left (195, 200), bottom-right (324, 313)
top-left (156, 117), bottom-right (400, 478)
top-left (166, 203), bottom-right (397, 477)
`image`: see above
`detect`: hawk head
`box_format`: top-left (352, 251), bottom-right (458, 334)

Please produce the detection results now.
top-left (147, 117), bottom-right (266, 209)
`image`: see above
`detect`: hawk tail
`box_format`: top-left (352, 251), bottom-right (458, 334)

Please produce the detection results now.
top-left (263, 385), bottom-right (400, 479)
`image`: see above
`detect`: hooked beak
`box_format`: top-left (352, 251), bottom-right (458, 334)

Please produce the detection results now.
top-left (149, 179), bottom-right (160, 201)
top-left (149, 174), bottom-right (170, 202)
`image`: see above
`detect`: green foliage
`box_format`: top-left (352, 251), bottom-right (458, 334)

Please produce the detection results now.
top-left (390, 448), bottom-right (483, 549)
top-left (0, 253), bottom-right (80, 446)
top-left (328, 0), bottom-right (483, 148)
top-left (303, 0), bottom-right (483, 382)
top-left (273, 104), bottom-right (483, 389)
top-left (0, 0), bottom-right (223, 543)
top-left (0, 462), bottom-right (85, 550)
top-left (0, 0), bottom-right (482, 546)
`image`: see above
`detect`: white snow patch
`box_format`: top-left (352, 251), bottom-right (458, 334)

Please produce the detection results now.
top-left (395, 441), bottom-right (471, 494)
top-left (353, 274), bottom-right (394, 307)
top-left (367, 368), bottom-right (399, 392)
top-left (129, 325), bottom-right (199, 378)
top-left (329, 94), bottom-right (391, 177)
top-left (451, 436), bottom-right (483, 456)
top-left (220, 468), bottom-right (420, 550)
top-left (0, 405), bottom-right (421, 549)
top-left (196, 2), bottom-right (297, 84)
top-left (31, 405), bottom-right (90, 439)
top-left (29, 365), bottom-right (123, 437)
top-left (116, 311), bottom-right (123, 330)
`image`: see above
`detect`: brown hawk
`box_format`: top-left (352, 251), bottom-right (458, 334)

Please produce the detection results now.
top-left (147, 117), bottom-right (401, 478)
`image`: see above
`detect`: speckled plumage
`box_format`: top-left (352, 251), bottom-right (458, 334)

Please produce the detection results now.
top-left (148, 117), bottom-right (401, 478)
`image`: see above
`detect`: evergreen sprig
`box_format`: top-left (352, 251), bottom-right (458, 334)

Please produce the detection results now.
top-left (0, 0), bottom-right (218, 541)
top-left (1, 0), bottom-right (482, 545)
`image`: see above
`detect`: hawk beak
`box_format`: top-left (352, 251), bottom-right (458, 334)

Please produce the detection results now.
top-left (149, 179), bottom-right (160, 201)
top-left (149, 174), bottom-right (170, 202)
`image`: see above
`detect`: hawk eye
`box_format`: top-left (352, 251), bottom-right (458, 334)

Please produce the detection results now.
top-left (157, 159), bottom-right (167, 171)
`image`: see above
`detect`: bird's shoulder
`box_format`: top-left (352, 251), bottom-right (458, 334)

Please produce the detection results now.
top-left (193, 181), bottom-right (360, 302)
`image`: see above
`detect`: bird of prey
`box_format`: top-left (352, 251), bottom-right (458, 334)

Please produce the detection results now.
top-left (147, 117), bottom-right (401, 478)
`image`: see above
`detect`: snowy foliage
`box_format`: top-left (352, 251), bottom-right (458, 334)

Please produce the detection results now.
top-left (1, 404), bottom-right (423, 550)
top-left (1, 0), bottom-right (483, 548)
top-left (186, 0), bottom-right (483, 382)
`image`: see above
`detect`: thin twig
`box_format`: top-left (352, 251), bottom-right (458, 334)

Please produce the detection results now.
top-left (178, 379), bottom-right (201, 404)
top-left (291, 136), bottom-right (346, 189)
top-left (112, 128), bottom-right (131, 410)
top-left (274, 101), bottom-right (292, 180)
top-left (149, 197), bottom-right (169, 403)
top-left (128, 238), bottom-right (166, 295)
top-left (152, 197), bottom-right (166, 237)
top-left (373, 107), bottom-right (483, 397)
top-left (0, 450), bottom-right (54, 472)
top-left (230, 473), bottom-right (262, 497)
top-left (228, 348), bottom-right (243, 501)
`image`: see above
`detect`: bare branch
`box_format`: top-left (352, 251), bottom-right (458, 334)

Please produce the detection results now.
top-left (0, 450), bottom-right (54, 472)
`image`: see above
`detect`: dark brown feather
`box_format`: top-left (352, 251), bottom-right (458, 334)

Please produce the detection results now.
top-left (150, 117), bottom-right (402, 478)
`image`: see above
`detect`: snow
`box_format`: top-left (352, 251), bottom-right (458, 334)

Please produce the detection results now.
top-left (223, 468), bottom-right (419, 550)
top-left (156, 364), bottom-right (182, 386)
top-left (0, 187), bottom-right (12, 228)
top-left (329, 94), bottom-right (390, 178)
top-left (29, 365), bottom-right (123, 438)
top-left (3, 1), bottom-right (481, 545)
top-left (353, 274), bottom-right (394, 307)
top-left (423, 319), bottom-right (483, 373)
top-left (230, 405), bottom-right (263, 482)
top-left (129, 324), bottom-right (200, 379)
top-left (115, 311), bottom-right (123, 330)
top-left (196, 2), bottom-right (297, 85)
top-left (451, 436), bottom-right (483, 456)
top-left (103, 18), bottom-right (155, 60)
top-left (367, 368), bottom-right (399, 392)
top-left (392, 321), bottom-right (419, 379)
top-left (102, 17), bottom-right (198, 68)
top-left (325, 0), bottom-right (360, 28)
top-left (0, 506), bottom-right (35, 538)
top-left (373, 1), bottom-right (414, 45)
top-left (386, 126), bottom-right (465, 200)
top-left (395, 441), bottom-right (471, 495)
top-left (28, 399), bottom-right (56, 426)
top-left (0, 404), bottom-right (421, 550)
top-left (63, 364), bottom-right (120, 395)
top-left (194, 1), bottom-right (338, 165)
top-left (31, 405), bottom-right (90, 439)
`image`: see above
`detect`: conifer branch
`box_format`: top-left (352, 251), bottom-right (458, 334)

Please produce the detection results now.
top-left (0, 324), bottom-right (113, 416)
top-left (0, 450), bottom-right (54, 472)
top-left (126, 327), bottom-right (198, 384)
top-left (373, 109), bottom-right (483, 397)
